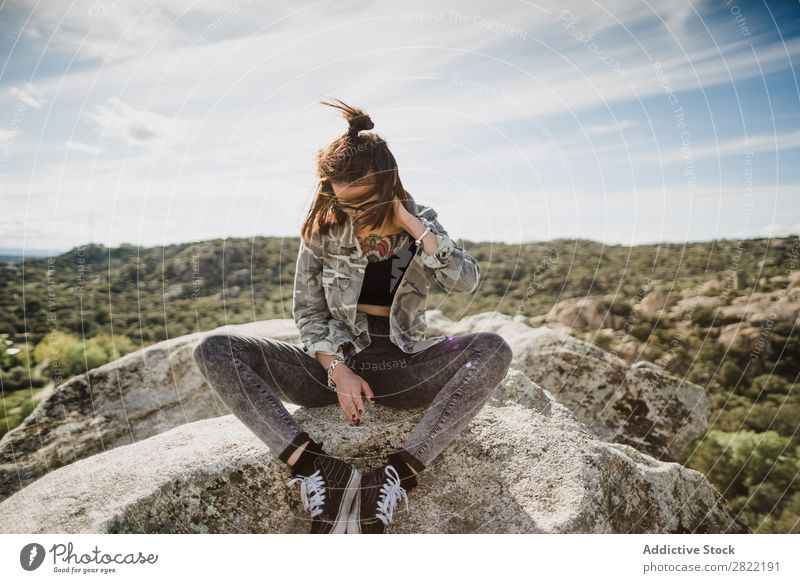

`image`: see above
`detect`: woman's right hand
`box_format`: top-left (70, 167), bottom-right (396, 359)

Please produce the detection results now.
top-left (331, 365), bottom-right (374, 424)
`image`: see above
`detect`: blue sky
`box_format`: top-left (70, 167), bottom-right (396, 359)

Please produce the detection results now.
top-left (0, 0), bottom-right (798, 252)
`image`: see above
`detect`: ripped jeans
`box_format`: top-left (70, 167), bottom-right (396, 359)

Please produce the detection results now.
top-left (192, 313), bottom-right (513, 468)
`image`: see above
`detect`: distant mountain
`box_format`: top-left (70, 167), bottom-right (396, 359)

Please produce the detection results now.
top-left (0, 248), bottom-right (65, 263)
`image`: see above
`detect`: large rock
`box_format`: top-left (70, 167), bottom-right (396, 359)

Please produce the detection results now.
top-left (0, 320), bottom-right (298, 502)
top-left (0, 370), bottom-right (747, 534)
top-left (639, 286), bottom-right (670, 315)
top-left (537, 296), bottom-right (615, 331)
top-left (1, 310), bottom-right (712, 503)
top-left (717, 321), bottom-right (768, 352)
top-left (426, 311), bottom-right (709, 462)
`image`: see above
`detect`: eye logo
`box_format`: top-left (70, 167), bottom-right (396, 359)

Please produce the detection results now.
top-left (20, 543), bottom-right (46, 571)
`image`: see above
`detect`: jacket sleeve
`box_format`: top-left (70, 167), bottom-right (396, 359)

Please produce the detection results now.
top-left (292, 231), bottom-right (344, 360)
top-left (416, 209), bottom-right (481, 294)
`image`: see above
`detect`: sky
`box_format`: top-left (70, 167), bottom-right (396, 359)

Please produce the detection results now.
top-left (0, 0), bottom-right (799, 253)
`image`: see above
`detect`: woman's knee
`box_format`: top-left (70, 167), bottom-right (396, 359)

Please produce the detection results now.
top-left (475, 332), bottom-right (513, 369)
top-left (192, 332), bottom-right (260, 370)
top-left (192, 333), bottom-right (237, 370)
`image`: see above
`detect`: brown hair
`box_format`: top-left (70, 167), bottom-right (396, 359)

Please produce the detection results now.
top-left (300, 98), bottom-right (414, 242)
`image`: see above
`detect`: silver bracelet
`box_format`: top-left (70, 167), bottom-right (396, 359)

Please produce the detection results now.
top-left (414, 226), bottom-right (431, 247)
top-left (326, 357), bottom-right (345, 390)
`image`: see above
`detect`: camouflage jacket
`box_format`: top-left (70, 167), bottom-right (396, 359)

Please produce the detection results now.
top-left (293, 197), bottom-right (481, 360)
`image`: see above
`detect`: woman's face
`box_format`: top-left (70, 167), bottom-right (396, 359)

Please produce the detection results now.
top-left (329, 179), bottom-right (386, 224)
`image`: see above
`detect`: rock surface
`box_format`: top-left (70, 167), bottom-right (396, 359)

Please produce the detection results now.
top-left (1, 311), bottom-right (711, 503)
top-left (537, 296), bottom-right (614, 331)
top-left (0, 370), bottom-right (747, 534)
top-left (426, 311), bottom-right (710, 462)
top-left (0, 320), bottom-right (297, 502)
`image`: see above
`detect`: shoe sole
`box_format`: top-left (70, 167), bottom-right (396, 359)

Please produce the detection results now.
top-left (331, 468), bottom-right (361, 534)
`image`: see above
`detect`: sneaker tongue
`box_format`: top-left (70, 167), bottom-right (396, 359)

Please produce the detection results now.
top-left (363, 467), bottom-right (389, 503)
top-left (362, 466), bottom-right (409, 527)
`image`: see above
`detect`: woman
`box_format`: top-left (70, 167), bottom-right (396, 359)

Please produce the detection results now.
top-left (192, 98), bottom-right (513, 534)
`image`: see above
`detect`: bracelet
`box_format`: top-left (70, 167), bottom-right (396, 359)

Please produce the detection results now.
top-left (414, 227), bottom-right (431, 247)
top-left (326, 357), bottom-right (345, 390)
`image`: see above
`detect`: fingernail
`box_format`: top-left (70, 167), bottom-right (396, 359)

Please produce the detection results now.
top-left (358, 409), bottom-right (363, 415)
top-left (352, 414), bottom-right (356, 420)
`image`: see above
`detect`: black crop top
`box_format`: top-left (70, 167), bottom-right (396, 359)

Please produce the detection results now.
top-left (357, 233), bottom-right (418, 306)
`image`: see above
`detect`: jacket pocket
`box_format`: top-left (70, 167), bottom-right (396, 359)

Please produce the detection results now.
top-left (322, 268), bottom-right (351, 290)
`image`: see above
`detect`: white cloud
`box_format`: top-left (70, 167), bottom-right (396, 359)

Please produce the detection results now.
top-left (586, 120), bottom-right (633, 134)
top-left (8, 82), bottom-right (43, 109)
top-left (83, 96), bottom-right (195, 150)
top-left (693, 130), bottom-right (800, 159)
top-left (0, 128), bottom-right (22, 142)
top-left (66, 140), bottom-right (104, 155)
top-left (13, 0), bottom-right (264, 65)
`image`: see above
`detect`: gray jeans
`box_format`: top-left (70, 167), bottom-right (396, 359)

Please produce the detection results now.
top-left (192, 314), bottom-right (513, 467)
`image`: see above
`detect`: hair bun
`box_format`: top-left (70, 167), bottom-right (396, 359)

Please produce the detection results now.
top-left (319, 98), bottom-right (375, 138)
top-left (348, 113), bottom-right (374, 137)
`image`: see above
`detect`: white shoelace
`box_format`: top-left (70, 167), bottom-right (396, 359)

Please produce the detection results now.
top-left (375, 465), bottom-right (409, 526)
top-left (287, 469), bottom-right (326, 518)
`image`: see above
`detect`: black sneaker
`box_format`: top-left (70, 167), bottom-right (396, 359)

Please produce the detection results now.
top-left (287, 450), bottom-right (361, 534)
top-left (346, 464), bottom-right (410, 534)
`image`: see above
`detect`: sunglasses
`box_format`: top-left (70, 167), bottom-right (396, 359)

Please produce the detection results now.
top-left (331, 197), bottom-right (385, 214)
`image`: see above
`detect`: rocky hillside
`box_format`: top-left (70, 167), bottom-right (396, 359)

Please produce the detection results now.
top-left (534, 271), bottom-right (800, 371)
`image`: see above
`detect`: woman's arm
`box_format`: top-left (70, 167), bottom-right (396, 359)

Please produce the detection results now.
top-left (398, 208), bottom-right (481, 294)
top-left (293, 230), bottom-right (373, 422)
top-left (292, 231), bottom-right (345, 361)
